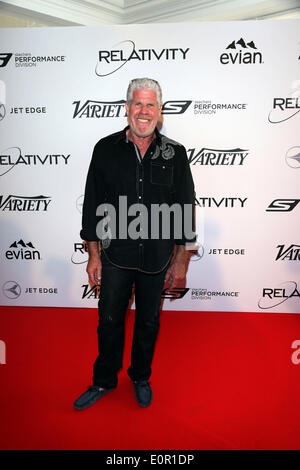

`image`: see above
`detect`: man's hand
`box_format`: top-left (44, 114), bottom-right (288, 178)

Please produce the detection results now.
top-left (164, 246), bottom-right (192, 301)
top-left (86, 241), bottom-right (101, 286)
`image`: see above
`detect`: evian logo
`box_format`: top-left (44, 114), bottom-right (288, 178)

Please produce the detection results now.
top-left (95, 40), bottom-right (190, 77)
top-left (5, 239), bottom-right (41, 261)
top-left (220, 38), bottom-right (263, 65)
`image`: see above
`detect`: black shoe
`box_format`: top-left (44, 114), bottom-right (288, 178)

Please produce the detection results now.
top-left (132, 380), bottom-right (153, 407)
top-left (73, 385), bottom-right (115, 410)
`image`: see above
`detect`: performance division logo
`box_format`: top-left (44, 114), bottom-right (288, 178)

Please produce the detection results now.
top-left (191, 288), bottom-right (239, 300)
top-left (275, 245), bottom-right (300, 261)
top-left (72, 99), bottom-right (192, 118)
top-left (0, 147), bottom-right (70, 177)
top-left (0, 195), bottom-right (51, 211)
top-left (193, 100), bottom-right (247, 114)
top-left (258, 281), bottom-right (300, 310)
top-left (220, 38), bottom-right (263, 65)
top-left (266, 199), bottom-right (300, 212)
top-left (0, 53), bottom-right (13, 67)
top-left (0, 52), bottom-right (66, 68)
top-left (285, 146), bottom-right (300, 168)
top-left (187, 147), bottom-right (249, 165)
top-left (95, 40), bottom-right (190, 77)
top-left (5, 240), bottom-right (41, 261)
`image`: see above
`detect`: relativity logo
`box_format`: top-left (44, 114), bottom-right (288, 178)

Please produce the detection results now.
top-left (0, 147), bottom-right (70, 176)
top-left (195, 197), bottom-right (247, 208)
top-left (72, 242), bottom-right (88, 264)
top-left (285, 146), bottom-right (300, 169)
top-left (95, 40), bottom-right (190, 77)
top-left (258, 281), bottom-right (300, 309)
top-left (268, 96), bottom-right (300, 123)
top-left (187, 147), bottom-right (249, 165)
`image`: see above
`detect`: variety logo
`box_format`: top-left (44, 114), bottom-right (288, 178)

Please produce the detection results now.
top-left (208, 248), bottom-right (245, 255)
top-left (0, 194), bottom-right (51, 211)
top-left (82, 284), bottom-right (100, 299)
top-left (266, 199), bottom-right (300, 212)
top-left (95, 40), bottom-right (190, 76)
top-left (275, 244), bottom-right (300, 261)
top-left (72, 242), bottom-right (88, 264)
top-left (0, 147), bottom-right (70, 176)
top-left (268, 97), bottom-right (300, 124)
top-left (0, 340), bottom-right (6, 365)
top-left (72, 99), bottom-right (192, 118)
top-left (191, 288), bottom-right (239, 300)
top-left (193, 100), bottom-right (247, 114)
top-left (220, 38), bottom-right (263, 65)
top-left (285, 146), bottom-right (300, 169)
top-left (2, 281), bottom-right (21, 299)
top-left (0, 53), bottom-right (13, 67)
top-left (258, 281), bottom-right (300, 309)
top-left (187, 147), bottom-right (249, 165)
top-left (5, 240), bottom-right (41, 261)
top-left (195, 197), bottom-right (247, 208)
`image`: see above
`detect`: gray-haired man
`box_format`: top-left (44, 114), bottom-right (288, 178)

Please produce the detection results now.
top-left (74, 78), bottom-right (196, 410)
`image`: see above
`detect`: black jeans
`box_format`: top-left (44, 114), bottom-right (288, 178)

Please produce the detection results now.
top-left (93, 252), bottom-right (169, 388)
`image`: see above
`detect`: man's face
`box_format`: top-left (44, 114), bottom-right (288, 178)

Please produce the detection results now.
top-left (126, 88), bottom-right (162, 139)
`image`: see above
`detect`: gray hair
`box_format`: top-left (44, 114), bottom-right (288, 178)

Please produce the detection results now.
top-left (126, 78), bottom-right (162, 107)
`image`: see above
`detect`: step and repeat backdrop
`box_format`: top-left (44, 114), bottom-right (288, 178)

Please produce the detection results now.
top-left (0, 20), bottom-right (299, 313)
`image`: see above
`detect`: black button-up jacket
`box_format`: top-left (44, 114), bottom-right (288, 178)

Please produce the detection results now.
top-left (80, 126), bottom-right (196, 273)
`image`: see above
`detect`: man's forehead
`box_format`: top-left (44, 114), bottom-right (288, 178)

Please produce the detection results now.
top-left (131, 88), bottom-right (158, 101)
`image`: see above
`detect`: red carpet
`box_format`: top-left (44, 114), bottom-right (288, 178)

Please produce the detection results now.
top-left (0, 305), bottom-right (300, 450)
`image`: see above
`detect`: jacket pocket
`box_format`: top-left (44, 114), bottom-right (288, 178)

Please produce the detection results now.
top-left (150, 162), bottom-right (173, 186)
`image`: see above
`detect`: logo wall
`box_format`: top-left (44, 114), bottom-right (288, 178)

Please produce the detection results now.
top-left (0, 20), bottom-right (299, 313)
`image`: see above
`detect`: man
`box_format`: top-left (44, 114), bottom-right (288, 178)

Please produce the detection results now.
top-left (74, 78), bottom-right (196, 410)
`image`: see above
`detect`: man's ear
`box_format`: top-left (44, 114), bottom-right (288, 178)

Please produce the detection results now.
top-left (125, 102), bottom-right (129, 116)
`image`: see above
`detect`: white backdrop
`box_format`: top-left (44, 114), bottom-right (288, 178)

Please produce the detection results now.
top-left (0, 20), bottom-right (299, 313)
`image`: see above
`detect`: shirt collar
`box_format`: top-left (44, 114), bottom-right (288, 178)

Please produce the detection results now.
top-left (114, 126), bottom-right (162, 145)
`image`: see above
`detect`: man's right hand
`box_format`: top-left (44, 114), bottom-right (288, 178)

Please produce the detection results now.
top-left (87, 256), bottom-right (102, 286)
top-left (86, 241), bottom-right (102, 286)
